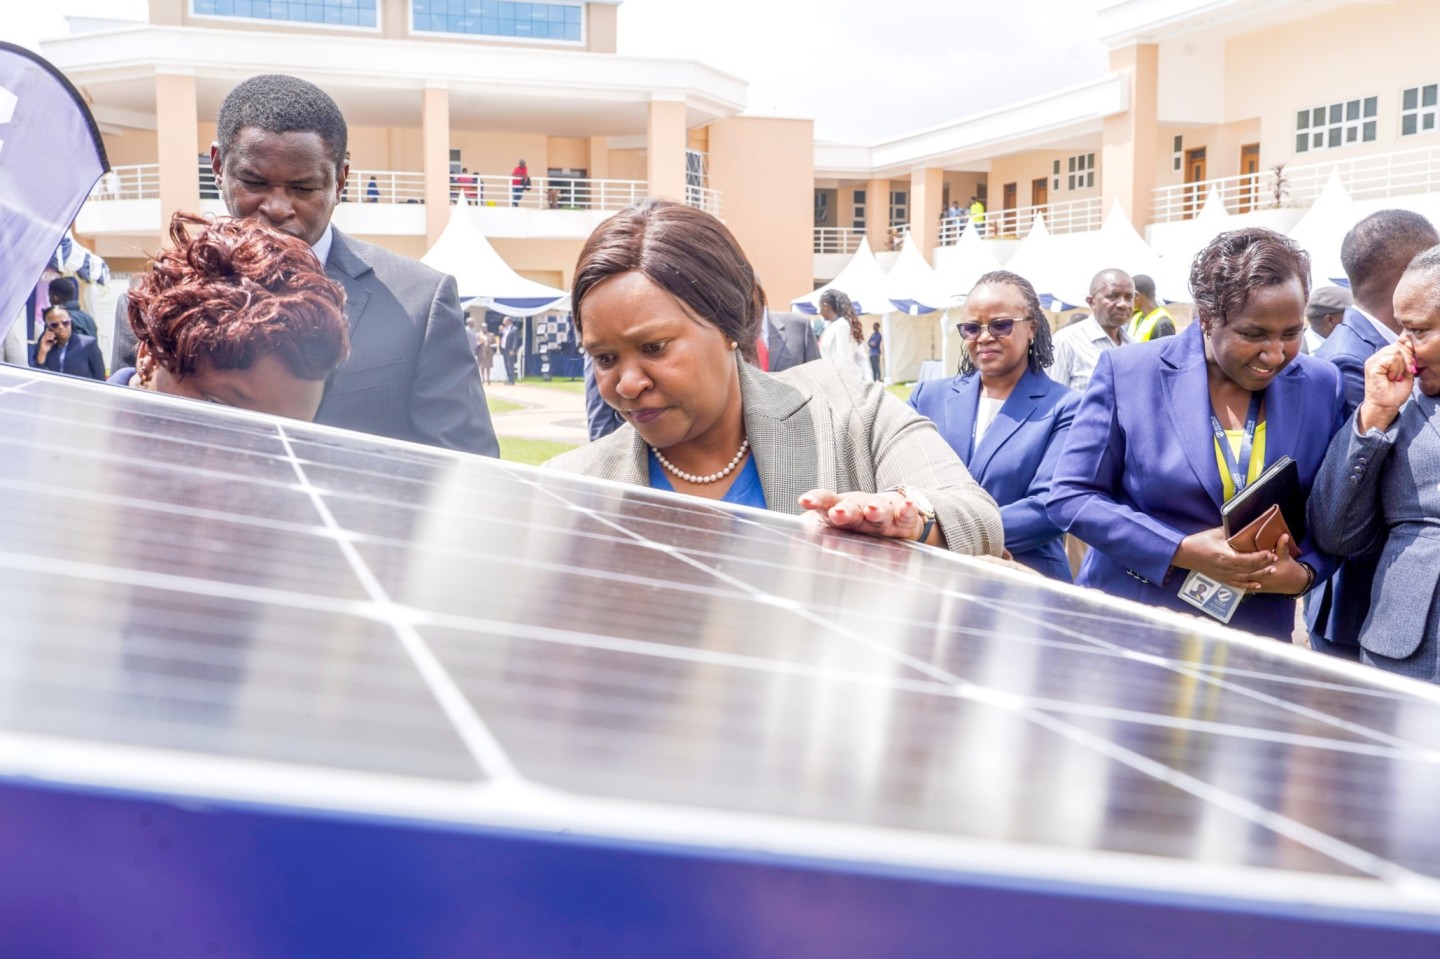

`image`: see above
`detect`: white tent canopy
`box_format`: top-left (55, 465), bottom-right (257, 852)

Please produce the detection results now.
top-left (422, 199), bottom-right (569, 316)
top-left (885, 237), bottom-right (961, 315)
top-left (999, 213), bottom-right (1085, 308)
top-left (1152, 188), bottom-right (1234, 302)
top-left (934, 221), bottom-right (1004, 301)
top-left (791, 238), bottom-right (894, 316)
top-left (1287, 170), bottom-right (1353, 289)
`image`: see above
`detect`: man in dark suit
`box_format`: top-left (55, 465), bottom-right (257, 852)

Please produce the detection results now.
top-left (47, 277), bottom-right (97, 339)
top-left (498, 317), bottom-right (521, 386)
top-left (1307, 208), bottom-right (1438, 657)
top-left (31, 306), bottom-right (105, 380)
top-left (583, 307), bottom-right (820, 441)
top-left (210, 74), bottom-right (497, 456)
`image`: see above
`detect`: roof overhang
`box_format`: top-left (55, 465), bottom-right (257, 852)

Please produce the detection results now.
top-left (814, 74), bottom-right (1128, 179)
top-left (41, 25), bottom-right (747, 135)
top-left (1095, 0), bottom-right (1389, 47)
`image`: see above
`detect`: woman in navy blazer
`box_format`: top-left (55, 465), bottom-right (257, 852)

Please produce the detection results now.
top-left (1047, 228), bottom-right (1347, 640)
top-left (911, 270), bottom-right (1080, 581)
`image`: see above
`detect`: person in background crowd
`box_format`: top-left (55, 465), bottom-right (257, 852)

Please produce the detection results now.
top-left (1302, 285), bottom-right (1351, 354)
top-left (547, 199), bottom-right (1003, 556)
top-left (512, 159), bottom-right (530, 207)
top-left (114, 213), bottom-right (349, 422)
top-left (1310, 245), bottom-right (1440, 683)
top-left (969, 196), bottom-right (986, 237)
top-left (499, 316), bottom-right (520, 385)
top-left (31, 305), bottom-right (106, 381)
top-left (868, 322), bottom-right (884, 382)
top-left (910, 270), bottom-right (1079, 581)
top-left (1127, 274), bottom-right (1175, 341)
top-left (1048, 228), bottom-right (1346, 641)
top-left (366, 175), bottom-right (379, 202)
top-left (1308, 209), bottom-right (1439, 658)
top-left (1048, 269), bottom-right (1135, 392)
top-left (209, 73), bottom-right (495, 454)
top-left (477, 325), bottom-right (495, 384)
top-left (47, 276), bottom-right (97, 339)
top-left (818, 289), bottom-right (872, 382)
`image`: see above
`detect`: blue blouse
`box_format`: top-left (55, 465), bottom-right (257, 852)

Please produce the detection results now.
top-left (647, 451), bottom-right (768, 509)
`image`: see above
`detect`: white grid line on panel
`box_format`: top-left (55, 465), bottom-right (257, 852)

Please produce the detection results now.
top-left (276, 425), bottom-right (522, 784)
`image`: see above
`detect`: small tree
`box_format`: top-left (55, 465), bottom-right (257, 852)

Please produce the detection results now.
top-left (1270, 163), bottom-right (1290, 208)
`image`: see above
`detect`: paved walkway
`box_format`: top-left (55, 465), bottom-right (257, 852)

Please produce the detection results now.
top-left (486, 381), bottom-right (589, 445)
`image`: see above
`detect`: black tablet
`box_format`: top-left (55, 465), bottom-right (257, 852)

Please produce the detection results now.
top-left (1220, 455), bottom-right (1304, 542)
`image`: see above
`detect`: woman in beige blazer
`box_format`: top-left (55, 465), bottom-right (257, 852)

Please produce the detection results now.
top-left (546, 200), bottom-right (1002, 556)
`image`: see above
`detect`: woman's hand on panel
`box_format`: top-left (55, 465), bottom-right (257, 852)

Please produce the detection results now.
top-left (798, 489), bottom-right (942, 547)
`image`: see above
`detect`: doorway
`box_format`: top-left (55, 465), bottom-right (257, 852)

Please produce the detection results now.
top-left (1238, 143), bottom-right (1261, 214)
top-left (1184, 147), bottom-right (1208, 219)
top-left (1002, 182), bottom-right (1017, 236)
top-left (1032, 177), bottom-right (1048, 227)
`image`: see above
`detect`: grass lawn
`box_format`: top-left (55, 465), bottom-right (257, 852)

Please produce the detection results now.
top-left (886, 382), bottom-right (915, 403)
top-left (499, 436), bottom-right (578, 465)
top-left (486, 396), bottom-right (524, 415)
top-left (517, 375), bottom-right (585, 394)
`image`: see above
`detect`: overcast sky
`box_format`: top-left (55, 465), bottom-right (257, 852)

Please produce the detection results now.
top-left (14, 0), bottom-right (1111, 143)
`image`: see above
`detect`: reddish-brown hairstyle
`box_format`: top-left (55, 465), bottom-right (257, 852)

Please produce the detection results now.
top-left (128, 213), bottom-right (349, 380)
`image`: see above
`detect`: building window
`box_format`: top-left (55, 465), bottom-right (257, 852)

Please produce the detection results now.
top-left (1067, 153), bottom-right (1094, 190)
top-left (889, 190), bottom-right (908, 228)
top-left (411, 0), bottom-right (582, 41)
top-left (852, 189), bottom-right (865, 229)
top-left (1295, 97), bottom-right (1378, 153)
top-left (1052, 159), bottom-right (1060, 192)
top-left (192, 0), bottom-right (378, 27)
top-left (1402, 84), bottom-right (1440, 137)
top-left (1172, 135), bottom-right (1183, 173)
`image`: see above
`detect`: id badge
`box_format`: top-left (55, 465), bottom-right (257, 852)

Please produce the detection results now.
top-left (1178, 571), bottom-right (1243, 624)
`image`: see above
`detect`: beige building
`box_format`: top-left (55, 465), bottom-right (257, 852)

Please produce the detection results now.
top-left (46, 0), bottom-right (814, 305)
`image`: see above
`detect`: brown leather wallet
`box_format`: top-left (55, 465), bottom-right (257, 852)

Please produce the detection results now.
top-left (1226, 503), bottom-right (1292, 555)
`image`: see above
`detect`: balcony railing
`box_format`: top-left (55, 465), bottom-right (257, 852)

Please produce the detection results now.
top-left (814, 227), bottom-right (863, 254)
top-left (88, 163), bottom-right (161, 201)
top-left (685, 183), bottom-right (723, 218)
top-left (941, 197), bottom-right (1103, 244)
top-left (451, 174), bottom-right (651, 213)
top-left (347, 169), bottom-right (427, 204)
top-left (1152, 144), bottom-right (1440, 223)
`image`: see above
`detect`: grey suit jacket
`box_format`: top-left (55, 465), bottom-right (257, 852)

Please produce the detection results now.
top-left (550, 358), bottom-right (1003, 556)
top-left (320, 229), bottom-right (498, 456)
top-left (766, 311), bottom-right (822, 370)
top-left (1310, 394), bottom-right (1440, 661)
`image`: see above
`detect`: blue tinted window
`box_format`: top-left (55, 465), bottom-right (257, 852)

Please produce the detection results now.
top-left (194, 0), bottom-right (378, 27)
top-left (415, 0), bottom-right (582, 40)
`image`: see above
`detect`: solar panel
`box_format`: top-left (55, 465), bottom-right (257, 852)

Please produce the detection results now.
top-left (1, 363), bottom-right (1439, 957)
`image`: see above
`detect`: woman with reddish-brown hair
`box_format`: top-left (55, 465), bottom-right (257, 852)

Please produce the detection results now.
top-left (113, 212), bottom-right (349, 421)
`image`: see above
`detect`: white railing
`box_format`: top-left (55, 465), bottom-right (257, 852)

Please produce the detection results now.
top-left (347, 169), bottom-right (426, 204)
top-left (1152, 144), bottom-right (1440, 223)
top-left (943, 197), bottom-right (1103, 243)
top-left (685, 183), bottom-right (722, 218)
top-left (88, 163), bottom-right (160, 201)
top-left (457, 174), bottom-right (649, 212)
top-left (814, 227), bottom-right (863, 254)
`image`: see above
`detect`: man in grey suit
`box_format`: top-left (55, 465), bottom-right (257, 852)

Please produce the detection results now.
top-left (210, 75), bottom-right (497, 456)
top-left (1311, 245), bottom-right (1440, 682)
top-left (1307, 210), bottom-right (1438, 657)
top-left (584, 306), bottom-right (819, 441)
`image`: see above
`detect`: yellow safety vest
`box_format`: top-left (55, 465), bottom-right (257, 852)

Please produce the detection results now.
top-left (969, 201), bottom-right (985, 225)
top-left (1128, 306), bottom-right (1172, 341)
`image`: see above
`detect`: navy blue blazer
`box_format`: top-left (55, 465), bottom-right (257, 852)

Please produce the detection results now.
top-left (31, 332), bottom-right (106, 381)
top-left (910, 367), bottom-right (1078, 581)
top-left (1047, 323), bottom-right (1347, 640)
top-left (1306, 306), bottom-right (1389, 647)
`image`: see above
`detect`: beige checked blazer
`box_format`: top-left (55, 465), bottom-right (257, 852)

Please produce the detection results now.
top-left (545, 357), bottom-right (1004, 556)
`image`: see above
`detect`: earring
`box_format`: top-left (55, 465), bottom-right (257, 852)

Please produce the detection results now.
top-left (728, 341), bottom-right (738, 350)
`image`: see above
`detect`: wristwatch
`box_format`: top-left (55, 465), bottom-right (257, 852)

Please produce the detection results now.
top-left (884, 485), bottom-right (937, 543)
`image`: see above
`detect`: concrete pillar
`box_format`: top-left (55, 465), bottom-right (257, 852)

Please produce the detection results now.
top-left (587, 136), bottom-right (610, 180)
top-left (864, 177), bottom-right (888, 252)
top-left (156, 72), bottom-right (200, 236)
top-left (909, 166), bottom-right (944, 259)
top-left (1102, 43), bottom-right (1159, 232)
top-left (646, 99), bottom-right (687, 202)
top-left (421, 83), bottom-right (451, 247)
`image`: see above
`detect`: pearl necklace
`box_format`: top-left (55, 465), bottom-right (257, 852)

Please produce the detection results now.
top-left (652, 439), bottom-right (750, 485)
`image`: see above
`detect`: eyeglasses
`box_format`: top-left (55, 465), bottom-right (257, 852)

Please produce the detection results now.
top-left (958, 317), bottom-right (1033, 339)
top-left (45, 319), bottom-right (71, 330)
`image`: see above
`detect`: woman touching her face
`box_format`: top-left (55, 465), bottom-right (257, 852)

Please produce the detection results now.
top-left (546, 200), bottom-right (1003, 556)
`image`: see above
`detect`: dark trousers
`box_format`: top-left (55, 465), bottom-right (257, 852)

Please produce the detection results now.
top-left (503, 351), bottom-right (517, 385)
top-left (869, 355), bottom-right (882, 381)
